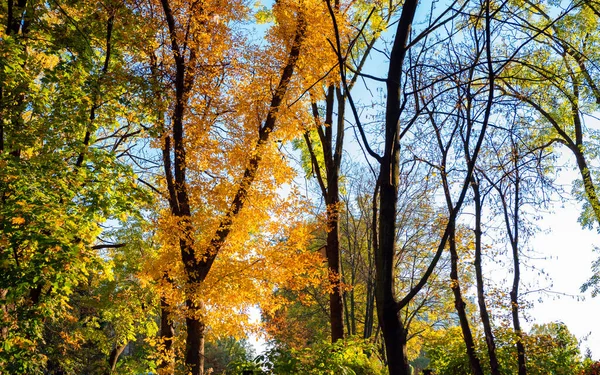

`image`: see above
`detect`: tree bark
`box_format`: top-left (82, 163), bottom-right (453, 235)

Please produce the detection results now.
top-left (376, 1), bottom-right (418, 374)
top-left (107, 342), bottom-right (127, 375)
top-left (304, 86), bottom-right (345, 342)
top-left (158, 297), bottom-right (175, 375)
top-left (323, 86), bottom-right (345, 342)
top-left (472, 177), bottom-right (501, 375)
top-left (510, 169), bottom-right (526, 375)
top-left (185, 310), bottom-right (205, 375)
top-left (325, 127), bottom-right (345, 343)
top-left (504, 145), bottom-right (526, 375)
top-left (448, 222), bottom-right (484, 375)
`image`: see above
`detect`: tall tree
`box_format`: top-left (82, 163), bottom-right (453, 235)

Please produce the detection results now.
top-left (301, 0), bottom-right (402, 342)
top-left (1, 0), bottom-right (151, 372)
top-left (151, 1), bottom-right (308, 373)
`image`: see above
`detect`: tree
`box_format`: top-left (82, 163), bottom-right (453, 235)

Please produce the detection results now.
top-left (300, 0), bottom-right (403, 343)
top-left (498, 0), bottom-right (600, 228)
top-left (1, 1), bottom-right (151, 372)
top-left (359, 0), bottom-right (494, 372)
top-left (145, 1), bottom-right (330, 373)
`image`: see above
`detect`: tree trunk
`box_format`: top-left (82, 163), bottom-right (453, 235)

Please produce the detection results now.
top-left (449, 223), bottom-right (484, 375)
top-left (159, 297), bottom-right (175, 375)
top-left (380, 306), bottom-right (410, 375)
top-left (305, 83), bottom-right (344, 342)
top-left (185, 305), bottom-right (205, 375)
top-left (375, 1), bottom-right (419, 373)
top-left (107, 342), bottom-right (127, 375)
top-left (376, 1), bottom-right (418, 373)
top-left (511, 287), bottom-right (526, 375)
top-left (472, 178), bottom-right (500, 375)
top-left (326, 185), bottom-right (344, 341)
top-left (508, 150), bottom-right (526, 375)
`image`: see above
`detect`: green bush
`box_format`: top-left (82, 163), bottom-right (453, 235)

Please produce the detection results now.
top-left (227, 337), bottom-right (386, 375)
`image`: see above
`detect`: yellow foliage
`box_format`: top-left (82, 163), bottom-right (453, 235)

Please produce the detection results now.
top-left (11, 217), bottom-right (26, 225)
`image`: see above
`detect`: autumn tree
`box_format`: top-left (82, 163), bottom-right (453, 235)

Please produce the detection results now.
top-left (143, 1), bottom-right (344, 374)
top-left (299, 0), bottom-right (403, 342)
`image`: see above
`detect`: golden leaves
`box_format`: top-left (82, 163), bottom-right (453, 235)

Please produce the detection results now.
top-left (11, 217), bottom-right (26, 225)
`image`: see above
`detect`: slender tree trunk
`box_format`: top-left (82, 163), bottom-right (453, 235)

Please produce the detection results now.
top-left (350, 278), bottom-right (356, 336)
top-left (305, 84), bottom-right (344, 342)
top-left (363, 281), bottom-right (375, 339)
top-left (107, 342), bottom-right (127, 375)
top-left (363, 183), bottom-right (378, 340)
top-left (376, 1), bottom-right (418, 374)
top-left (326, 185), bottom-right (344, 341)
top-left (159, 297), bottom-right (175, 375)
top-left (448, 223), bottom-right (485, 375)
top-left (511, 276), bottom-right (526, 375)
top-left (507, 148), bottom-right (526, 375)
top-left (472, 178), bottom-right (500, 375)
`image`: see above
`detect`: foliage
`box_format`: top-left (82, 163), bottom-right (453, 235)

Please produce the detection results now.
top-left (0, 0), bottom-right (152, 372)
top-left (424, 322), bottom-right (584, 375)
top-left (228, 337), bottom-right (386, 375)
top-left (40, 218), bottom-right (159, 375)
top-left (581, 360), bottom-right (600, 375)
top-left (205, 337), bottom-right (256, 375)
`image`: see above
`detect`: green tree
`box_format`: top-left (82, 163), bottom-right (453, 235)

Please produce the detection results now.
top-left (0, 1), bottom-right (151, 372)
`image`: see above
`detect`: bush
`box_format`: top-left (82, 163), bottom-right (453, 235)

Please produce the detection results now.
top-left (581, 360), bottom-right (600, 375)
top-left (227, 337), bottom-right (386, 375)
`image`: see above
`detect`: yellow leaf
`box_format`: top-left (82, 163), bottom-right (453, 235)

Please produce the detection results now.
top-left (11, 217), bottom-right (26, 225)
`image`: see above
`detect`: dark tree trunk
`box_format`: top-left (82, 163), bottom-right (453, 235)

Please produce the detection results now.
top-left (448, 223), bottom-right (485, 375)
top-left (185, 306), bottom-right (205, 375)
top-left (511, 176), bottom-right (526, 375)
top-left (325, 166), bottom-right (344, 340)
top-left (380, 306), bottom-right (410, 375)
top-left (503, 145), bottom-right (526, 375)
top-left (324, 97), bottom-right (344, 342)
top-left (375, 1), bottom-right (418, 374)
top-left (305, 84), bottom-right (344, 341)
top-left (472, 178), bottom-right (501, 375)
top-left (159, 297), bottom-right (175, 374)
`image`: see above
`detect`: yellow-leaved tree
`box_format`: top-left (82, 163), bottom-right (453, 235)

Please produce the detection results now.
top-left (137, 1), bottom-right (347, 374)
